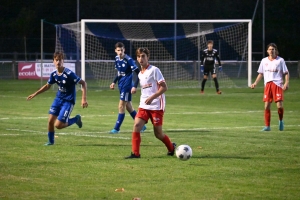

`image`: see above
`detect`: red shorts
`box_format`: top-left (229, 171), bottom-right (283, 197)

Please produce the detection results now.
top-left (136, 108), bottom-right (164, 126)
top-left (263, 82), bottom-right (284, 103)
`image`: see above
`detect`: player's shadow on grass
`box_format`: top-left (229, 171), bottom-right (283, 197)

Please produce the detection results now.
top-left (193, 155), bottom-right (251, 159)
top-left (75, 144), bottom-right (161, 147)
top-left (165, 129), bottom-right (210, 133)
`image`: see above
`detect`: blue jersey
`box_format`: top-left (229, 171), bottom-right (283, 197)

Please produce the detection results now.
top-left (47, 68), bottom-right (81, 104)
top-left (115, 54), bottom-right (138, 89)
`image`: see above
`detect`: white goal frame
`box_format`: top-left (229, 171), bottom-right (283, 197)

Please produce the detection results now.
top-left (80, 19), bottom-right (252, 86)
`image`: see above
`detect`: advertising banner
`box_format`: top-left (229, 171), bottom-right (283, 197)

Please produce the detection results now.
top-left (18, 62), bottom-right (76, 79)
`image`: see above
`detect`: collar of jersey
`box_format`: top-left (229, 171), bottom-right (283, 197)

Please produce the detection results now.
top-left (56, 67), bottom-right (65, 76)
top-left (141, 64), bottom-right (151, 74)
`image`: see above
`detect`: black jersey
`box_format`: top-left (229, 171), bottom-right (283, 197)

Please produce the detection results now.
top-left (200, 48), bottom-right (221, 66)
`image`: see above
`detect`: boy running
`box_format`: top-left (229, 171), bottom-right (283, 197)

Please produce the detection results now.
top-left (27, 52), bottom-right (88, 145)
top-left (125, 47), bottom-right (176, 159)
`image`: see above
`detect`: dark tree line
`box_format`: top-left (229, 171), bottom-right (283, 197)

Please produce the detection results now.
top-left (0, 0), bottom-right (299, 60)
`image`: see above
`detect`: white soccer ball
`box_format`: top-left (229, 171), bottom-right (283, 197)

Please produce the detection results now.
top-left (176, 144), bottom-right (192, 161)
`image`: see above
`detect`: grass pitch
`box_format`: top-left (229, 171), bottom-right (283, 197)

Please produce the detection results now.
top-left (0, 79), bottom-right (300, 200)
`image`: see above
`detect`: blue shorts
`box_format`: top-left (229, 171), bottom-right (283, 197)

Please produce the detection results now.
top-left (119, 88), bottom-right (132, 102)
top-left (49, 98), bottom-right (74, 123)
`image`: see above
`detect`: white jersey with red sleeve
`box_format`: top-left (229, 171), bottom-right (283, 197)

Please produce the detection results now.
top-left (257, 56), bottom-right (289, 88)
top-left (138, 65), bottom-right (166, 111)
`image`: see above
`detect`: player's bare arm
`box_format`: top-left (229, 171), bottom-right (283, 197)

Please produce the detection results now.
top-left (283, 72), bottom-right (289, 91)
top-left (27, 84), bottom-right (52, 100)
top-left (131, 68), bottom-right (140, 94)
top-left (251, 73), bottom-right (263, 89)
top-left (145, 82), bottom-right (167, 105)
top-left (79, 79), bottom-right (88, 108)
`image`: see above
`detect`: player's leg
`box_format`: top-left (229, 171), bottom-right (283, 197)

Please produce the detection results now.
top-left (125, 108), bottom-right (148, 159)
top-left (46, 99), bottom-right (60, 145)
top-left (46, 114), bottom-right (57, 145)
top-left (212, 67), bottom-right (221, 94)
top-left (262, 83), bottom-right (272, 131)
top-left (55, 102), bottom-right (80, 129)
top-left (111, 90), bottom-right (129, 133)
top-left (201, 69), bottom-right (208, 93)
top-left (151, 110), bottom-right (176, 156)
top-left (275, 85), bottom-right (284, 131)
top-left (126, 101), bottom-right (147, 132)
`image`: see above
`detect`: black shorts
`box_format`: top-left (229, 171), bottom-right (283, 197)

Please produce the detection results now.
top-left (203, 65), bottom-right (216, 75)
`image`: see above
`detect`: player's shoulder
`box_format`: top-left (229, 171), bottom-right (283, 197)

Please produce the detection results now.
top-left (124, 54), bottom-right (133, 61)
top-left (276, 56), bottom-right (285, 62)
top-left (63, 67), bottom-right (74, 75)
top-left (213, 49), bottom-right (218, 53)
top-left (203, 48), bottom-right (208, 53)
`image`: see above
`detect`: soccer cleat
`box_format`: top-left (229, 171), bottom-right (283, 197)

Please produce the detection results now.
top-left (75, 115), bottom-right (82, 128)
top-left (110, 129), bottom-right (119, 134)
top-left (125, 153), bottom-right (141, 159)
top-left (261, 126), bottom-right (271, 131)
top-left (167, 143), bottom-right (177, 156)
top-left (200, 90), bottom-right (204, 94)
top-left (216, 91), bottom-right (222, 95)
top-left (141, 125), bottom-right (147, 133)
top-left (44, 142), bottom-right (54, 146)
top-left (279, 120), bottom-right (284, 131)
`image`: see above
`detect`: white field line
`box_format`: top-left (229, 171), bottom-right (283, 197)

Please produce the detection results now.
top-left (5, 129), bottom-right (130, 140)
top-left (0, 110), bottom-right (265, 120)
top-left (4, 124), bottom-right (300, 139)
top-left (1, 110), bottom-right (297, 120)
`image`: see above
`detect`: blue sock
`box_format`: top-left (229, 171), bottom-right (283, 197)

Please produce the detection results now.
top-left (114, 113), bottom-right (125, 131)
top-left (68, 117), bottom-right (77, 127)
top-left (48, 132), bottom-right (55, 144)
top-left (130, 110), bottom-right (137, 120)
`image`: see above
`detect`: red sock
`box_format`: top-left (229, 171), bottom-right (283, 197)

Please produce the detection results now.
top-left (278, 108), bottom-right (284, 121)
top-left (162, 134), bottom-right (174, 152)
top-left (265, 109), bottom-right (271, 126)
top-left (132, 132), bottom-right (141, 156)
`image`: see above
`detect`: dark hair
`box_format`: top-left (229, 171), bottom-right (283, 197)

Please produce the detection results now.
top-left (266, 43), bottom-right (279, 55)
top-left (53, 52), bottom-right (64, 60)
top-left (115, 42), bottom-right (125, 49)
top-left (207, 40), bottom-right (214, 44)
top-left (136, 47), bottom-right (150, 58)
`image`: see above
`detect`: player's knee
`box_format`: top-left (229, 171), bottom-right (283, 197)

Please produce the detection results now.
top-left (118, 104), bottom-right (126, 112)
top-left (54, 122), bottom-right (64, 129)
top-left (133, 122), bottom-right (143, 131)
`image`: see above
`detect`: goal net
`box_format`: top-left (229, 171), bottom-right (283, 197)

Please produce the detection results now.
top-left (55, 20), bottom-right (252, 89)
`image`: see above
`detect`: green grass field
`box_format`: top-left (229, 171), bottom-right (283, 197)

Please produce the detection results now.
top-left (0, 79), bottom-right (300, 200)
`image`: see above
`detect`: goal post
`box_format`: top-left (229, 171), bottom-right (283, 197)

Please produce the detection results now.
top-left (57, 19), bottom-right (252, 89)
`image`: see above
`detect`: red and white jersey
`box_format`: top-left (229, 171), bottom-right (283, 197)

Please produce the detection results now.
top-left (138, 65), bottom-right (166, 111)
top-left (258, 56), bottom-right (288, 88)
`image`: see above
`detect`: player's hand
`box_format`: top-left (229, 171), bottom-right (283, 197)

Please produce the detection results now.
top-left (27, 93), bottom-right (36, 100)
top-left (81, 100), bottom-right (88, 108)
top-left (283, 83), bottom-right (289, 91)
top-left (200, 65), bottom-right (204, 73)
top-left (250, 83), bottom-right (256, 89)
top-left (145, 96), bottom-right (154, 105)
top-left (131, 87), bottom-right (137, 94)
top-left (110, 83), bottom-right (115, 90)
top-left (219, 66), bottom-right (222, 72)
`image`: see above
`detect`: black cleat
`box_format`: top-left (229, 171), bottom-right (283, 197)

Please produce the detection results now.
top-left (125, 152), bottom-right (141, 159)
top-left (167, 143), bottom-right (177, 156)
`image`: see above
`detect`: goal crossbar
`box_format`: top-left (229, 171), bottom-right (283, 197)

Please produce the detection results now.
top-left (80, 19), bottom-right (252, 87)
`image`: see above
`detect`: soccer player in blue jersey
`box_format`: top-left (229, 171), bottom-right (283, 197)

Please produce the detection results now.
top-left (27, 52), bottom-right (88, 145)
top-left (109, 42), bottom-right (146, 134)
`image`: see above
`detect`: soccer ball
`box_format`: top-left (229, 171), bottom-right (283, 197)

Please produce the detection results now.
top-left (176, 144), bottom-right (192, 161)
